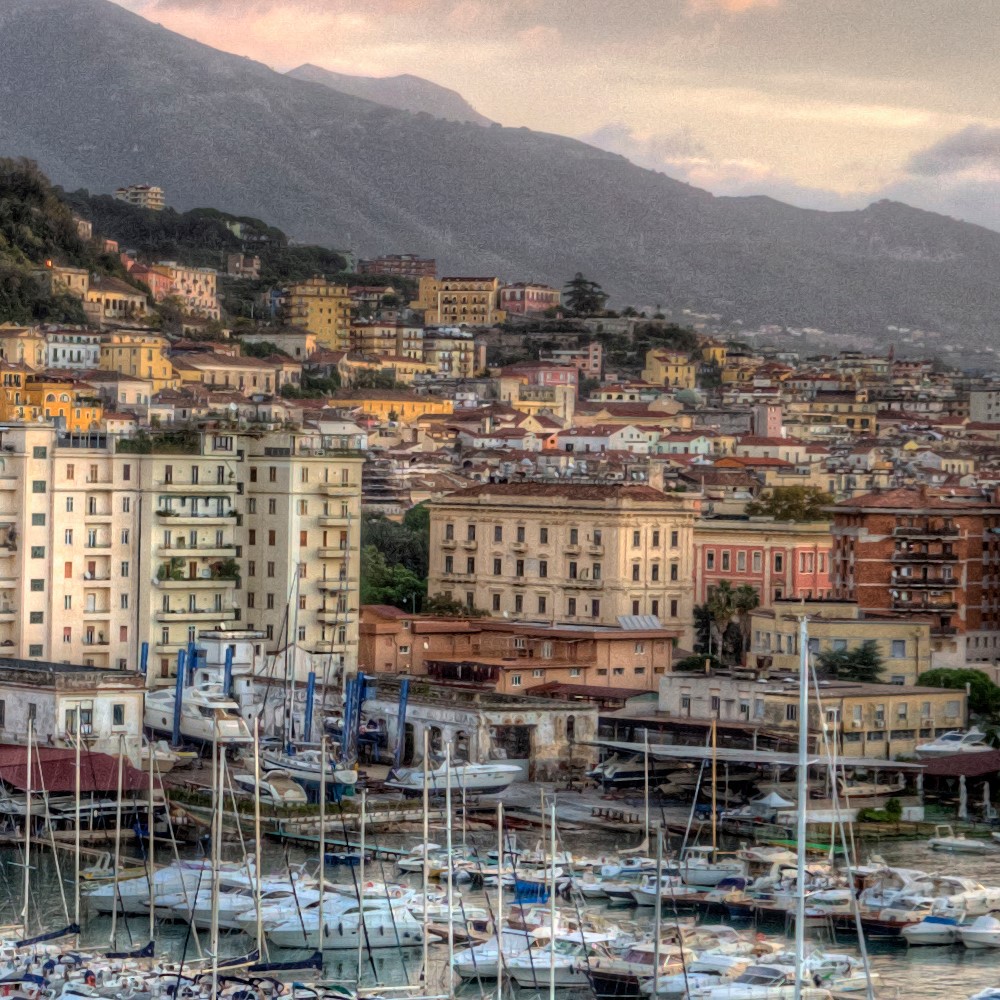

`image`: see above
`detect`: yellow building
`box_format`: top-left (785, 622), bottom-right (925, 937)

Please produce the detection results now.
top-left (330, 389), bottom-right (453, 423)
top-left (373, 357), bottom-right (437, 384)
top-left (84, 276), bottom-right (149, 327)
top-left (422, 328), bottom-right (481, 377)
top-left (642, 348), bottom-right (697, 389)
top-left (33, 264), bottom-right (90, 299)
top-left (428, 482), bottom-right (701, 640)
top-left (0, 327), bottom-right (46, 368)
top-left (701, 343), bottom-right (728, 366)
top-left (0, 372), bottom-right (103, 431)
top-left (100, 332), bottom-right (178, 392)
top-left (284, 277), bottom-right (352, 350)
top-left (150, 262), bottom-right (219, 319)
top-left (411, 277), bottom-right (505, 327)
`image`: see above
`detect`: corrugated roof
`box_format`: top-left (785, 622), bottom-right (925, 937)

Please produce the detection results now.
top-left (918, 750), bottom-right (1000, 778)
top-left (0, 746), bottom-right (149, 793)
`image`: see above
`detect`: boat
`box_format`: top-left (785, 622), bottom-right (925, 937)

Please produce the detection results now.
top-left (631, 874), bottom-right (703, 907)
top-left (928, 824), bottom-right (998, 854)
top-left (507, 931), bottom-right (617, 989)
top-left (261, 746), bottom-right (358, 793)
top-left (836, 774), bottom-right (906, 798)
top-left (585, 941), bottom-right (683, 998)
top-left (588, 753), bottom-right (682, 789)
top-left (266, 896), bottom-right (424, 949)
top-left (144, 683), bottom-right (253, 747)
top-left (677, 847), bottom-right (747, 888)
top-left (232, 769), bottom-right (308, 806)
top-left (915, 728), bottom-right (992, 758)
top-left (451, 927), bottom-right (536, 978)
top-left (642, 956), bottom-right (754, 998)
top-left (959, 912), bottom-right (1000, 949)
top-left (385, 759), bottom-right (521, 795)
top-left (902, 911), bottom-right (966, 946)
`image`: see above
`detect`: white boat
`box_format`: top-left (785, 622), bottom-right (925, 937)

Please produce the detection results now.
top-left (643, 956), bottom-right (753, 998)
top-left (81, 863), bottom-right (206, 915)
top-left (915, 728), bottom-right (992, 758)
top-left (631, 874), bottom-right (703, 906)
top-left (266, 896), bottom-right (424, 950)
top-left (134, 739), bottom-right (183, 775)
top-left (928, 824), bottom-right (998, 854)
top-left (588, 753), bottom-right (682, 788)
top-left (144, 683), bottom-right (252, 746)
top-left (451, 927), bottom-right (535, 978)
top-left (959, 912), bottom-right (1000, 949)
top-left (385, 759), bottom-right (521, 795)
top-left (902, 912), bottom-right (965, 946)
top-left (261, 747), bottom-right (358, 791)
top-left (507, 931), bottom-right (615, 989)
top-left (677, 847), bottom-right (747, 888)
top-left (232, 769), bottom-right (308, 806)
top-left (968, 990), bottom-right (1000, 1000)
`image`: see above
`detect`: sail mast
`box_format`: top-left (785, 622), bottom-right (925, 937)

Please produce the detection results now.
top-left (21, 718), bottom-right (32, 936)
top-left (110, 733), bottom-right (124, 947)
top-left (794, 616), bottom-right (809, 1000)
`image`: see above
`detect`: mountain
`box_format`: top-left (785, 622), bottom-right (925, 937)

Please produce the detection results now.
top-left (286, 64), bottom-right (492, 125)
top-left (3, 0), bottom-right (1000, 337)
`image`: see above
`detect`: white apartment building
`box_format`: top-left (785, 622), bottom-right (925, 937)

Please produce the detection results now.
top-left (45, 330), bottom-right (103, 370)
top-left (152, 262), bottom-right (220, 320)
top-left (0, 422), bottom-right (364, 686)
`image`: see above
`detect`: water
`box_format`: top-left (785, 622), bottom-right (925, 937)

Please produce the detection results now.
top-left (7, 829), bottom-right (1000, 999)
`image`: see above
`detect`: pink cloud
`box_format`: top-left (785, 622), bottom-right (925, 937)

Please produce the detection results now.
top-left (517, 24), bottom-right (561, 51)
top-left (687, 0), bottom-right (779, 11)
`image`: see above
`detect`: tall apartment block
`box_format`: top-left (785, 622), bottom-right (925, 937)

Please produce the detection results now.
top-left (0, 424), bottom-right (364, 686)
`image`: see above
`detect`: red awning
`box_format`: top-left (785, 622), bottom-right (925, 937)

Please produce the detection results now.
top-left (919, 750), bottom-right (1000, 778)
top-left (0, 745), bottom-right (149, 793)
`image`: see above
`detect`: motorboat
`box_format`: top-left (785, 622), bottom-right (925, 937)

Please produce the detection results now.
top-left (81, 862), bottom-right (206, 915)
top-left (959, 912), bottom-right (1000, 949)
top-left (586, 941), bottom-right (683, 998)
top-left (642, 956), bottom-right (753, 998)
top-left (677, 847), bottom-right (747, 888)
top-left (588, 752), bottom-right (684, 789)
top-left (133, 740), bottom-right (184, 775)
top-left (916, 728), bottom-right (992, 758)
top-left (451, 927), bottom-right (535, 978)
top-left (144, 683), bottom-right (253, 746)
top-left (928, 824), bottom-right (998, 854)
top-left (266, 896), bottom-right (424, 949)
top-left (232, 769), bottom-right (308, 806)
top-left (631, 874), bottom-right (703, 907)
top-left (507, 931), bottom-right (617, 989)
top-left (836, 774), bottom-right (906, 798)
top-left (385, 759), bottom-right (522, 795)
top-left (902, 910), bottom-right (966, 946)
top-left (261, 746), bottom-right (358, 793)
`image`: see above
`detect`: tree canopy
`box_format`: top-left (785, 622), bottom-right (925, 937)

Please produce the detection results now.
top-left (746, 486), bottom-right (834, 522)
top-left (563, 273), bottom-right (607, 316)
top-left (917, 668), bottom-right (1000, 716)
top-left (816, 640), bottom-right (885, 683)
top-left (359, 546), bottom-right (423, 609)
top-left (359, 507), bottom-right (430, 611)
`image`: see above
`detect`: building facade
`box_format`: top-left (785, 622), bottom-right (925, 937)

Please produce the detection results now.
top-left (500, 283), bottom-right (561, 315)
top-left (284, 277), bottom-right (352, 350)
top-left (412, 277), bottom-right (505, 327)
top-left (428, 482), bottom-right (700, 640)
top-left (114, 185), bottom-right (165, 211)
top-left (359, 254), bottom-right (436, 279)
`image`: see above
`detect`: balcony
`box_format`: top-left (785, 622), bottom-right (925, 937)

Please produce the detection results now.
top-left (82, 606), bottom-right (111, 618)
top-left (565, 544), bottom-right (581, 555)
top-left (154, 574), bottom-right (238, 589)
top-left (588, 545), bottom-right (605, 556)
top-left (318, 546), bottom-right (349, 558)
top-left (462, 540), bottom-right (478, 550)
top-left (84, 542), bottom-right (112, 551)
top-left (0, 478), bottom-right (17, 491)
top-left (318, 577), bottom-right (357, 592)
top-left (156, 544), bottom-right (236, 558)
top-left (156, 509), bottom-right (235, 524)
top-left (81, 575), bottom-right (112, 586)
top-left (567, 578), bottom-right (602, 589)
top-left (318, 608), bottom-right (352, 624)
top-left (890, 574), bottom-right (955, 588)
top-left (441, 538), bottom-right (457, 550)
top-left (156, 480), bottom-right (234, 494)
top-left (891, 550), bottom-right (958, 563)
top-left (893, 525), bottom-right (960, 538)
top-left (931, 625), bottom-right (959, 636)
top-left (511, 542), bottom-right (527, 553)
top-left (892, 599), bottom-right (958, 612)
top-left (156, 608), bottom-right (238, 623)
top-left (0, 607), bottom-right (16, 621)
top-left (439, 572), bottom-right (475, 582)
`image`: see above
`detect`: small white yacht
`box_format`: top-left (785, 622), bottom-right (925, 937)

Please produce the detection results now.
top-left (232, 769), bottom-right (308, 806)
top-left (588, 753), bottom-right (681, 788)
top-left (928, 825), bottom-right (998, 855)
top-left (261, 747), bottom-right (358, 791)
top-left (916, 728), bottom-right (991, 758)
top-left (385, 759), bottom-right (521, 795)
top-left (959, 912), bottom-right (1000, 949)
top-left (144, 683), bottom-right (252, 746)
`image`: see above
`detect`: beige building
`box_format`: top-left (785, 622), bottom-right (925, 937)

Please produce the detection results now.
top-left (428, 482), bottom-right (701, 640)
top-left (411, 277), bottom-right (505, 327)
top-left (749, 600), bottom-right (933, 685)
top-left (0, 422), bottom-right (364, 687)
top-left (284, 277), bottom-right (352, 350)
top-left (114, 185), bottom-right (165, 211)
top-left (34, 265), bottom-right (90, 300)
top-left (151, 263), bottom-right (220, 319)
top-left (642, 348), bottom-right (697, 389)
top-left (100, 332), bottom-right (178, 392)
top-left (422, 328), bottom-right (481, 377)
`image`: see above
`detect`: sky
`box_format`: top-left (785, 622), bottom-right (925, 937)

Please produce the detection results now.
top-left (115, 0), bottom-right (1000, 229)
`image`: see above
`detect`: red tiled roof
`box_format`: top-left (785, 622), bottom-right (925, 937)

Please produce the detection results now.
top-left (0, 746), bottom-right (149, 793)
top-left (919, 750), bottom-right (1000, 778)
top-left (443, 482), bottom-right (671, 501)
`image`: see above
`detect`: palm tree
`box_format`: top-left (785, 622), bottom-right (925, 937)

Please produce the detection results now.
top-left (705, 581), bottom-right (736, 663)
top-left (732, 585), bottom-right (760, 662)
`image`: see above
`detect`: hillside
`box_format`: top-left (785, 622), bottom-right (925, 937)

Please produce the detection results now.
top-left (3, 0), bottom-right (1000, 337)
top-left (0, 158), bottom-right (132, 324)
top-left (286, 64), bottom-right (492, 125)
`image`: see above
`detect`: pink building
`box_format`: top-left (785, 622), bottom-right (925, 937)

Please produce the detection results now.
top-left (540, 342), bottom-right (603, 377)
top-left (500, 282), bottom-right (561, 315)
top-left (499, 362), bottom-right (578, 387)
top-left (693, 517), bottom-right (834, 606)
top-left (126, 262), bottom-right (173, 301)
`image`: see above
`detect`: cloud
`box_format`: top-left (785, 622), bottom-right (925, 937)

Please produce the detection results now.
top-left (686, 0), bottom-right (780, 12)
top-left (517, 24), bottom-right (561, 51)
top-left (906, 124), bottom-right (1000, 177)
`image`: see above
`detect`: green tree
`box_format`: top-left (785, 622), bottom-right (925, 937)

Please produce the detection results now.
top-left (917, 669), bottom-right (1000, 716)
top-left (424, 593), bottom-right (489, 617)
top-left (705, 581), bottom-right (737, 663)
top-left (732, 585), bottom-right (761, 657)
top-left (350, 369), bottom-right (406, 390)
top-left (816, 640), bottom-right (885, 683)
top-left (361, 511), bottom-right (428, 579)
top-left (359, 546), bottom-right (424, 610)
top-left (745, 486), bottom-right (835, 522)
top-left (562, 273), bottom-right (608, 316)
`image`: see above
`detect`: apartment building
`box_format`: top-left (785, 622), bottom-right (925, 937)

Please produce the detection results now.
top-left (422, 328), bottom-right (481, 377)
top-left (359, 254), bottom-right (436, 279)
top-left (427, 482), bottom-right (700, 640)
top-left (100, 332), bottom-right (177, 392)
top-left (150, 263), bottom-right (220, 319)
top-left (830, 486), bottom-right (1000, 664)
top-left (349, 321), bottom-right (424, 359)
top-left (283, 277), bottom-right (352, 350)
top-left (46, 330), bottom-right (103, 370)
top-left (499, 282), bottom-right (561, 316)
top-left (411, 277), bottom-right (505, 327)
top-left (114, 185), bottom-right (165, 211)
top-left (642, 349), bottom-right (697, 389)
top-left (694, 516), bottom-right (833, 604)
top-left (0, 422), bottom-right (364, 686)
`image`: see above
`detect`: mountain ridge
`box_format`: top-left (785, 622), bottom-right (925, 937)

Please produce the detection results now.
top-left (2, 0), bottom-right (1000, 337)
top-left (286, 63), bottom-right (492, 125)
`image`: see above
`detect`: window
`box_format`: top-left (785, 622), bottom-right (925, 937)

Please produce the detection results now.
top-left (399, 645), bottom-right (410, 655)
top-left (785, 704), bottom-right (798, 721)
top-left (632, 600), bottom-right (640, 614)
top-left (467, 557), bottom-right (476, 574)
top-left (652, 530), bottom-right (659, 546)
top-left (30, 580), bottom-right (43, 592)
top-left (567, 598), bottom-right (577, 616)
top-left (517, 526), bottom-right (525, 543)
top-left (681, 695), bottom-right (691, 711)
top-left (27, 704), bottom-right (36, 722)
top-left (65, 497), bottom-right (73, 513)
top-left (569, 668), bottom-right (581, 678)
top-left (632, 564), bottom-right (640, 581)
top-left (445, 555), bottom-right (454, 574)
top-left (123, 464), bottom-right (131, 481)
top-left (613, 667), bottom-right (624, 676)
top-left (592, 563), bottom-right (602, 581)
top-left (651, 599), bottom-right (659, 616)
top-left (538, 596), bottom-right (547, 613)
top-left (120, 561), bottom-right (129, 577)
top-left (28, 646), bottom-right (42, 658)
top-left (891, 640), bottom-right (906, 658)
top-left (721, 551), bottom-right (731, 572)
top-left (299, 530), bottom-right (308, 547)
top-left (494, 525), bottom-right (503, 542)
top-left (269, 466), bottom-right (277, 482)
top-left (670, 599), bottom-right (678, 617)
top-left (33, 446), bottom-right (46, 459)
top-left (670, 530), bottom-right (679, 548)
top-left (268, 499), bottom-right (276, 515)
top-left (515, 594), bottom-right (523, 613)
top-left (568, 561), bottom-right (577, 579)
top-left (29, 612), bottom-right (43, 624)
top-left (64, 596), bottom-right (71, 610)
top-left (539, 560), bottom-right (547, 578)
top-left (120, 594), bottom-right (129, 610)
top-left (570, 528), bottom-right (579, 545)
top-left (268, 530), bottom-right (276, 546)
top-left (113, 704), bottom-right (125, 727)
top-left (833, 639), bottom-right (847, 651)
top-left (635, 642), bottom-right (645, 654)
top-left (121, 529), bottom-right (130, 545)
top-left (774, 553), bottom-right (784, 572)
top-left (670, 563), bottom-right (679, 581)
top-left (737, 552), bottom-right (746, 572)
top-left (30, 546), bottom-right (44, 559)
top-left (492, 594), bottom-right (501, 611)
top-left (706, 551), bottom-right (715, 570)
top-left (946, 699), bottom-right (961, 717)
top-left (651, 564), bottom-right (659, 582)
top-left (493, 558), bottom-right (502, 575)
top-left (591, 599), bottom-right (600, 618)
top-left (31, 514), bottom-right (45, 526)
top-left (540, 527), bottom-right (548, 544)
top-left (467, 524), bottom-right (476, 541)
top-left (248, 560), bottom-right (256, 577)
top-left (267, 561), bottom-right (275, 577)
top-left (510, 675), bottom-right (522, 687)
top-left (711, 695), bottom-right (721, 712)
top-left (122, 497), bottom-right (130, 513)
top-left (249, 530), bottom-right (257, 545)
top-left (632, 530), bottom-right (640, 547)
top-left (752, 552), bottom-right (762, 572)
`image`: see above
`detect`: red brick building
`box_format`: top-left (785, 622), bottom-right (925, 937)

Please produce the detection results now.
top-left (830, 487), bottom-right (1000, 659)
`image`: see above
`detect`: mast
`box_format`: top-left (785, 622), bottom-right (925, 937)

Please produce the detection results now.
top-left (148, 733), bottom-right (156, 944)
top-left (253, 717), bottom-right (265, 958)
top-left (110, 733), bottom-right (125, 947)
top-left (495, 800), bottom-right (504, 982)
top-left (548, 798), bottom-right (556, 1000)
top-left (445, 744), bottom-right (455, 1000)
top-left (357, 786), bottom-right (366, 984)
top-left (794, 617), bottom-right (809, 1000)
top-left (74, 723), bottom-right (81, 930)
top-left (711, 719), bottom-right (718, 855)
top-left (653, 825), bottom-right (662, 995)
top-left (318, 734), bottom-right (327, 953)
top-left (21, 718), bottom-right (32, 936)
top-left (210, 738), bottom-right (222, 998)
top-left (643, 729), bottom-right (650, 849)
top-left (421, 729), bottom-right (429, 985)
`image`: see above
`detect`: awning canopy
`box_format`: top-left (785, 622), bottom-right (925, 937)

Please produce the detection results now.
top-left (918, 750), bottom-right (1000, 778)
top-left (0, 745), bottom-right (149, 793)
